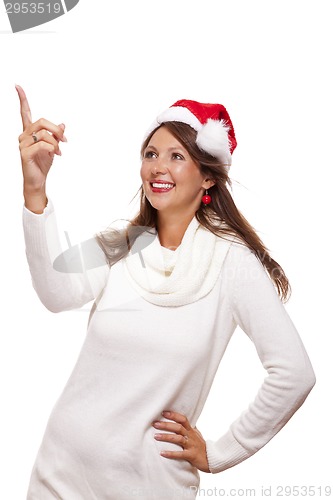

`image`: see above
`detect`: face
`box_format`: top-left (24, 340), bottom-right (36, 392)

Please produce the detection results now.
top-left (140, 126), bottom-right (213, 218)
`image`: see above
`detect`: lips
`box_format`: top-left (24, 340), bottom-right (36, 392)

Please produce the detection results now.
top-left (150, 181), bottom-right (175, 193)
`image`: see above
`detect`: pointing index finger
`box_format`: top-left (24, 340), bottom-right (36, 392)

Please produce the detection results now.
top-left (15, 84), bottom-right (32, 130)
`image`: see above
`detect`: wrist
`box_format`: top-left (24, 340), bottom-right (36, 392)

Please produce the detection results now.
top-left (23, 190), bottom-right (48, 214)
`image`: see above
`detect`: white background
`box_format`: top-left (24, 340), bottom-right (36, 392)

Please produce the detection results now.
top-left (0, 1), bottom-right (332, 498)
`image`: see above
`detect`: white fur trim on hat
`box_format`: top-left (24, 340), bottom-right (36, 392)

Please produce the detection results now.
top-left (196, 119), bottom-right (232, 167)
top-left (144, 107), bottom-right (232, 169)
top-left (144, 106), bottom-right (203, 139)
top-left (157, 106), bottom-right (203, 131)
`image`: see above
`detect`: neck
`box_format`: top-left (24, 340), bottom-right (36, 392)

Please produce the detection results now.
top-left (157, 211), bottom-right (196, 250)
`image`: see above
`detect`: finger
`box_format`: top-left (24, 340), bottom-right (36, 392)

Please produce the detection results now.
top-left (21, 141), bottom-right (57, 165)
top-left (15, 84), bottom-right (33, 130)
top-left (34, 129), bottom-right (62, 152)
top-left (153, 421), bottom-right (187, 436)
top-left (162, 411), bottom-right (192, 431)
top-left (159, 449), bottom-right (188, 459)
top-left (19, 129), bottom-right (62, 155)
top-left (154, 432), bottom-right (188, 447)
top-left (30, 118), bottom-right (67, 142)
top-left (52, 123), bottom-right (67, 143)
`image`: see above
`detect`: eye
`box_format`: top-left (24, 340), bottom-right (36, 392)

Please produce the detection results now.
top-left (172, 152), bottom-right (185, 160)
top-left (144, 150), bottom-right (157, 159)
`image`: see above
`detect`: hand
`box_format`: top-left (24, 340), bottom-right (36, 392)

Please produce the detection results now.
top-left (152, 410), bottom-right (211, 473)
top-left (16, 84), bottom-right (67, 196)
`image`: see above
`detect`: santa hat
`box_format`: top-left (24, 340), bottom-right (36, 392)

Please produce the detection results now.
top-left (144, 99), bottom-right (237, 168)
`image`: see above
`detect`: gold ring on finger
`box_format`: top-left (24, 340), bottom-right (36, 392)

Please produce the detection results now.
top-left (32, 132), bottom-right (38, 143)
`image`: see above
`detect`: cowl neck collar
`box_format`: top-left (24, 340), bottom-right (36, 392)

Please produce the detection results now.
top-left (123, 217), bottom-right (233, 307)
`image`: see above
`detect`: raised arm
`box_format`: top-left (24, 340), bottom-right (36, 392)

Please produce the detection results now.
top-left (17, 85), bottom-right (109, 312)
top-left (16, 84), bottom-right (66, 213)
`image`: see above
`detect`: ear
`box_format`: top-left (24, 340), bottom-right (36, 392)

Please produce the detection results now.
top-left (202, 178), bottom-right (216, 190)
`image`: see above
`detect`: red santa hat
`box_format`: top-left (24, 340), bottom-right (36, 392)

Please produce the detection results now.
top-left (144, 99), bottom-right (237, 169)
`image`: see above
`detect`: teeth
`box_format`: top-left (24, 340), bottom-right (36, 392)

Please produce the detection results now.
top-left (152, 183), bottom-right (174, 189)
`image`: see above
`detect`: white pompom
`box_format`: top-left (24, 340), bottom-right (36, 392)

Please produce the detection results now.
top-left (196, 119), bottom-right (231, 166)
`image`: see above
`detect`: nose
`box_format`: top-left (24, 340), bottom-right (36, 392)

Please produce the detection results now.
top-left (152, 157), bottom-right (167, 176)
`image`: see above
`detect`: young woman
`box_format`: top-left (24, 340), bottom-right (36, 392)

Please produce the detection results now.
top-left (17, 85), bottom-right (315, 499)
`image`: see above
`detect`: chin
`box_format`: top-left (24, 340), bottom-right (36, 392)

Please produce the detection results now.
top-left (147, 200), bottom-right (168, 212)
top-left (145, 194), bottom-right (169, 211)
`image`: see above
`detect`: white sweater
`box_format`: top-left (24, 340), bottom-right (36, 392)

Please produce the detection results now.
top-left (23, 200), bottom-right (315, 500)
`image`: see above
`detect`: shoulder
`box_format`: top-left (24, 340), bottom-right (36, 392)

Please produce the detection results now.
top-left (218, 237), bottom-right (272, 291)
top-left (224, 238), bottom-right (257, 264)
top-left (215, 231), bottom-right (256, 265)
top-left (204, 219), bottom-right (256, 265)
top-left (199, 221), bottom-right (269, 286)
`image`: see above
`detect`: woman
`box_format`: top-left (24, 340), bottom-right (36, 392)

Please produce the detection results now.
top-left (17, 85), bottom-right (315, 499)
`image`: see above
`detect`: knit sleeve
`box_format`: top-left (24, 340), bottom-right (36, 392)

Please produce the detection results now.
top-left (23, 199), bottom-right (110, 313)
top-left (205, 246), bottom-right (316, 473)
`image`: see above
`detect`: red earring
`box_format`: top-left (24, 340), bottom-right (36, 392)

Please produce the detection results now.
top-left (202, 190), bottom-right (212, 205)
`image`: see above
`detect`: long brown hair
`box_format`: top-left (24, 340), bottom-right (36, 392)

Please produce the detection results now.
top-left (96, 121), bottom-right (290, 301)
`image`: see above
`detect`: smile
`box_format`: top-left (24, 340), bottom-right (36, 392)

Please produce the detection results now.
top-left (150, 182), bottom-right (175, 192)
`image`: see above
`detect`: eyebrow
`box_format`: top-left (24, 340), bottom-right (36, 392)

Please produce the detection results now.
top-left (145, 145), bottom-right (186, 153)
